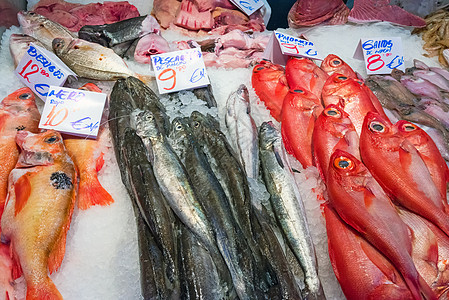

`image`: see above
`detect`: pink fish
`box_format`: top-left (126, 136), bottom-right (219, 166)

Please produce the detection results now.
top-left (134, 33), bottom-right (171, 64)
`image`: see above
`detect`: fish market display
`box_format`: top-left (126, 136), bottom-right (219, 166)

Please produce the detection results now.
top-left (32, 0), bottom-right (140, 32)
top-left (1, 130), bottom-right (77, 300)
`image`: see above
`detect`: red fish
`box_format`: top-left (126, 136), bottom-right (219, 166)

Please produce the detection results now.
top-left (1, 130), bottom-right (77, 300)
top-left (0, 242), bottom-right (14, 300)
top-left (360, 112), bottom-right (449, 238)
top-left (327, 149), bottom-right (436, 300)
top-left (396, 120), bottom-right (449, 204)
top-left (325, 204), bottom-right (413, 300)
top-left (285, 57), bottom-right (328, 99)
top-left (312, 104), bottom-right (359, 181)
top-left (281, 88), bottom-right (323, 169)
top-left (251, 60), bottom-right (289, 121)
top-left (320, 54), bottom-right (357, 78)
top-left (398, 207), bottom-right (449, 298)
top-left (0, 87), bottom-right (40, 224)
top-left (322, 73), bottom-right (382, 135)
top-left (63, 83), bottom-right (114, 210)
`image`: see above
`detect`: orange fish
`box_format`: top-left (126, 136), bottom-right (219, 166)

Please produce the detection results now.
top-left (252, 60), bottom-right (289, 121)
top-left (281, 88), bottom-right (322, 169)
top-left (0, 87), bottom-right (40, 224)
top-left (285, 57), bottom-right (328, 99)
top-left (63, 83), bottom-right (114, 210)
top-left (0, 242), bottom-right (14, 300)
top-left (320, 54), bottom-right (357, 78)
top-left (312, 104), bottom-right (359, 182)
top-left (360, 112), bottom-right (449, 238)
top-left (1, 130), bottom-right (77, 300)
top-left (325, 204), bottom-right (413, 300)
top-left (322, 73), bottom-right (383, 135)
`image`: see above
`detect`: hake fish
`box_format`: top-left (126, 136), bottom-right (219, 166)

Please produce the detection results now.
top-left (259, 122), bottom-right (324, 300)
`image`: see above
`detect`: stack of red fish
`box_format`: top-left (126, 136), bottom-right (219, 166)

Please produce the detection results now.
top-left (252, 54), bottom-right (449, 300)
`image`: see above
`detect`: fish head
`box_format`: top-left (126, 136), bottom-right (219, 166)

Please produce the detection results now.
top-left (1, 87), bottom-right (37, 112)
top-left (320, 54), bottom-right (356, 78)
top-left (235, 84), bottom-right (249, 104)
top-left (253, 59), bottom-right (284, 73)
top-left (285, 88), bottom-right (321, 111)
top-left (134, 33), bottom-right (170, 64)
top-left (134, 111), bottom-right (160, 141)
top-left (52, 37), bottom-right (74, 55)
top-left (360, 111), bottom-right (401, 151)
top-left (259, 121), bottom-right (281, 150)
top-left (9, 34), bottom-right (37, 60)
top-left (169, 117), bottom-right (191, 149)
top-left (328, 149), bottom-right (369, 186)
top-left (17, 11), bottom-right (48, 34)
top-left (78, 25), bottom-right (109, 47)
top-left (317, 104), bottom-right (355, 137)
top-left (16, 130), bottom-right (65, 167)
top-left (395, 120), bottom-right (427, 146)
top-left (189, 111), bottom-right (220, 138)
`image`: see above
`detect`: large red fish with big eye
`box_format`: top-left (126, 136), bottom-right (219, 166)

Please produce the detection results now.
top-left (251, 60), bottom-right (289, 121)
top-left (360, 112), bottom-right (449, 238)
top-left (281, 88), bottom-right (323, 169)
top-left (320, 54), bottom-right (357, 78)
top-left (324, 204), bottom-right (413, 300)
top-left (322, 73), bottom-right (389, 135)
top-left (312, 104), bottom-right (359, 182)
top-left (395, 120), bottom-right (449, 204)
top-left (327, 149), bottom-right (436, 300)
top-left (285, 56), bottom-right (328, 99)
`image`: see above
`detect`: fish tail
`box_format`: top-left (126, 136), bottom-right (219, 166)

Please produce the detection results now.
top-left (26, 278), bottom-right (63, 300)
top-left (77, 174), bottom-right (114, 210)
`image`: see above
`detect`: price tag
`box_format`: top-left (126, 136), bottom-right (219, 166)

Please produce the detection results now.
top-left (39, 86), bottom-right (106, 137)
top-left (151, 48), bottom-right (210, 94)
top-left (263, 31), bottom-right (323, 65)
top-left (353, 37), bottom-right (405, 75)
top-left (229, 0), bottom-right (264, 16)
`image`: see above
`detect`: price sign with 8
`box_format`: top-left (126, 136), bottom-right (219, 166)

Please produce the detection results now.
top-left (360, 37), bottom-right (405, 75)
top-left (151, 48), bottom-right (210, 94)
top-left (15, 43), bottom-right (76, 100)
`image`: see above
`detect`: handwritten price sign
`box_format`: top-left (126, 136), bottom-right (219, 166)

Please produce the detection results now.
top-left (151, 48), bottom-right (210, 94)
top-left (354, 37), bottom-right (405, 75)
top-left (229, 0), bottom-right (264, 16)
top-left (39, 86), bottom-right (106, 137)
top-left (15, 43), bottom-right (76, 100)
top-left (263, 31), bottom-right (323, 65)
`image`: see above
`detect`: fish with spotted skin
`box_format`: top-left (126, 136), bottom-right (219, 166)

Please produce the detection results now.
top-left (1, 130), bottom-right (77, 300)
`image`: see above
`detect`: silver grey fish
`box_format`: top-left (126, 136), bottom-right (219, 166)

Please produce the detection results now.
top-left (259, 122), bottom-right (324, 300)
top-left (225, 84), bottom-right (259, 179)
top-left (135, 111), bottom-right (216, 254)
top-left (9, 34), bottom-right (45, 67)
top-left (192, 85), bottom-right (217, 108)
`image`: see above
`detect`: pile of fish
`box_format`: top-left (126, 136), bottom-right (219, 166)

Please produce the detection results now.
top-left (288, 0), bottom-right (426, 28)
top-left (109, 76), bottom-right (325, 299)
top-left (0, 85), bottom-right (114, 299)
top-left (413, 9), bottom-right (449, 67)
top-left (251, 54), bottom-right (449, 299)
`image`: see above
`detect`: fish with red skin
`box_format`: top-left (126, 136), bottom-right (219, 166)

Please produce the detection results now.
top-left (395, 120), bottom-right (449, 204)
top-left (0, 242), bottom-right (14, 300)
top-left (327, 149), bottom-right (436, 300)
top-left (324, 204), bottom-right (413, 300)
top-left (281, 88), bottom-right (323, 169)
top-left (360, 112), bottom-right (449, 238)
top-left (1, 130), bottom-right (77, 300)
top-left (320, 54), bottom-right (357, 78)
top-left (251, 60), bottom-right (289, 121)
top-left (312, 104), bottom-right (359, 181)
top-left (285, 57), bottom-right (328, 99)
top-left (0, 88), bottom-right (40, 226)
top-left (322, 73), bottom-right (385, 135)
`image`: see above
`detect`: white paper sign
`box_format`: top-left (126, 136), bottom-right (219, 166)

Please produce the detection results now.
top-left (151, 48), bottom-right (210, 94)
top-left (263, 31), bottom-right (323, 65)
top-left (39, 86), bottom-right (106, 137)
top-left (353, 37), bottom-right (405, 75)
top-left (229, 0), bottom-right (264, 16)
top-left (15, 43), bottom-right (77, 100)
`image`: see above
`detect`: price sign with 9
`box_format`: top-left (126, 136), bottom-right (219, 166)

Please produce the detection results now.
top-left (151, 48), bottom-right (210, 94)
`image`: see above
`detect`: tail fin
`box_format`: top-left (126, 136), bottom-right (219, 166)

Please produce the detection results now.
top-left (77, 174), bottom-right (114, 210)
top-left (26, 278), bottom-right (63, 300)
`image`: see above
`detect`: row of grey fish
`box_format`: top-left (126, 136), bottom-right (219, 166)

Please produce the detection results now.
top-left (109, 77), bottom-right (324, 299)
top-left (364, 59), bottom-right (449, 161)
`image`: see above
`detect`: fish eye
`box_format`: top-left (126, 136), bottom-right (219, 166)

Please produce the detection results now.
top-left (334, 156), bottom-right (354, 170)
top-left (256, 67), bottom-right (264, 71)
top-left (45, 135), bottom-right (59, 144)
top-left (401, 123), bottom-right (416, 132)
top-left (331, 59), bottom-right (341, 66)
top-left (192, 121), bottom-right (200, 128)
top-left (324, 108), bottom-right (341, 117)
top-left (19, 93), bottom-right (32, 100)
top-left (175, 123), bottom-right (182, 130)
top-left (369, 121), bottom-right (386, 133)
top-left (293, 89), bottom-right (304, 93)
top-left (337, 76), bottom-right (347, 80)
top-left (29, 12), bottom-right (36, 16)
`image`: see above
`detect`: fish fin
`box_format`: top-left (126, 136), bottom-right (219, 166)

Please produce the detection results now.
top-left (95, 152), bottom-right (105, 172)
top-left (48, 186), bottom-right (76, 274)
top-left (280, 127), bottom-right (295, 156)
top-left (77, 174), bottom-right (114, 210)
top-left (14, 175), bottom-right (31, 216)
top-left (26, 278), bottom-right (63, 300)
top-left (10, 242), bottom-right (22, 280)
top-left (360, 237), bottom-right (399, 282)
top-left (136, 74), bottom-right (155, 85)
